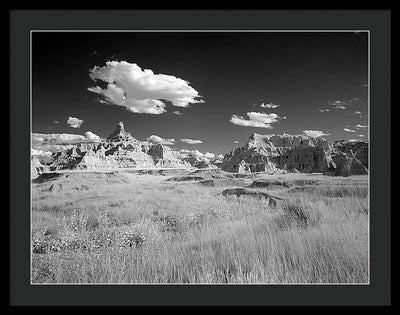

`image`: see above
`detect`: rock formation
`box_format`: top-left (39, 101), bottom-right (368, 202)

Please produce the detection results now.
top-left (31, 123), bottom-right (369, 178)
top-left (220, 188), bottom-right (286, 207)
top-left (334, 140), bottom-right (368, 168)
top-left (221, 133), bottom-right (368, 177)
top-left (147, 144), bottom-right (192, 168)
top-left (182, 155), bottom-right (217, 169)
top-left (32, 122), bottom-right (193, 176)
top-left (332, 152), bottom-right (368, 177)
top-left (31, 157), bottom-right (43, 178)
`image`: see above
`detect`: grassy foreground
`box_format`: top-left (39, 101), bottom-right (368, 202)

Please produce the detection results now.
top-left (31, 171), bottom-right (369, 284)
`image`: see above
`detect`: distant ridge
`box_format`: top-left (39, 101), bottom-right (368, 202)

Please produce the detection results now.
top-left (221, 133), bottom-right (368, 177)
top-left (31, 123), bottom-right (369, 178)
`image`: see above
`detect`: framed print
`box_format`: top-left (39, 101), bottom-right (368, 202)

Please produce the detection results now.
top-left (10, 9), bottom-right (391, 306)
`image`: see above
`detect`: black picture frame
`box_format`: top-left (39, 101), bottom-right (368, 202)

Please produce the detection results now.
top-left (10, 9), bottom-right (391, 306)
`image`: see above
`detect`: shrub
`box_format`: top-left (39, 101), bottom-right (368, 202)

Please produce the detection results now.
top-left (276, 199), bottom-right (322, 229)
top-left (86, 213), bottom-right (100, 231)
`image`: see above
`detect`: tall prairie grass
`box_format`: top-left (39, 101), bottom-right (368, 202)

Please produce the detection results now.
top-left (31, 173), bottom-right (369, 284)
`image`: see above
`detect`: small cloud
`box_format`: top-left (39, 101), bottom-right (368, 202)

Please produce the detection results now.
top-left (355, 124), bottom-right (369, 128)
top-left (362, 82), bottom-right (368, 87)
top-left (84, 131), bottom-right (101, 142)
top-left (67, 117), bottom-right (84, 128)
top-left (32, 144), bottom-right (74, 153)
top-left (344, 128), bottom-right (356, 133)
top-left (234, 140), bottom-right (239, 144)
top-left (178, 149), bottom-right (191, 154)
top-left (260, 102), bottom-right (280, 109)
top-left (328, 100), bottom-right (353, 109)
top-left (328, 98), bottom-right (363, 110)
top-left (318, 108), bottom-right (330, 113)
top-left (179, 149), bottom-right (204, 159)
top-left (230, 112), bottom-right (280, 129)
top-left (351, 111), bottom-right (363, 116)
top-left (32, 132), bottom-right (101, 145)
top-left (329, 100), bottom-right (347, 108)
top-left (357, 134), bottom-right (365, 137)
top-left (180, 138), bottom-right (203, 144)
top-left (53, 120), bottom-right (60, 124)
top-left (146, 135), bottom-right (175, 145)
top-left (31, 148), bottom-right (52, 157)
top-left (204, 152), bottom-right (215, 159)
top-left (179, 149), bottom-right (217, 160)
top-left (302, 130), bottom-right (331, 138)
top-left (173, 111), bottom-right (182, 115)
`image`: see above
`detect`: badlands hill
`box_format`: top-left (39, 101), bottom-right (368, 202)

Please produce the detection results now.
top-left (31, 122), bottom-right (219, 177)
top-left (221, 133), bottom-right (368, 177)
top-left (31, 123), bottom-right (369, 178)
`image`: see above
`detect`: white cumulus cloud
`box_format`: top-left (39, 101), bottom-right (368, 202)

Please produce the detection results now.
top-left (31, 148), bottom-right (53, 157)
top-left (32, 132), bottom-right (101, 145)
top-left (84, 131), bottom-right (101, 142)
top-left (67, 117), bottom-right (84, 128)
top-left (230, 112), bottom-right (280, 129)
top-left (348, 139), bottom-right (362, 142)
top-left (302, 130), bottom-right (331, 138)
top-left (329, 100), bottom-right (348, 109)
top-left (33, 144), bottom-right (74, 153)
top-left (318, 108), bottom-right (330, 112)
top-left (179, 149), bottom-right (217, 160)
top-left (180, 138), bottom-right (203, 144)
top-left (260, 102), bottom-right (280, 109)
top-left (203, 152), bottom-right (215, 159)
top-left (344, 128), bottom-right (356, 133)
top-left (355, 124), bottom-right (369, 128)
top-left (33, 133), bottom-right (85, 144)
top-left (146, 135), bottom-right (175, 145)
top-left (88, 61), bottom-right (203, 115)
top-left (179, 149), bottom-right (204, 158)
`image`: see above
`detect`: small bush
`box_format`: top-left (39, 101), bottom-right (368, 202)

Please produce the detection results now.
top-left (276, 199), bottom-right (322, 229)
top-left (44, 227), bottom-right (59, 237)
top-left (86, 214), bottom-right (100, 231)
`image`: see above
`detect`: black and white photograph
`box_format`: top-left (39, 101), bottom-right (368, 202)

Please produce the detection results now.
top-left (9, 9), bottom-right (392, 306)
top-left (30, 30), bottom-right (371, 284)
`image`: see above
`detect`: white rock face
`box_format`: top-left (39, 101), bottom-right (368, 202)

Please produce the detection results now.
top-left (32, 122), bottom-right (192, 175)
top-left (31, 156), bottom-right (50, 177)
top-left (148, 144), bottom-right (192, 168)
top-left (221, 133), bottom-right (368, 176)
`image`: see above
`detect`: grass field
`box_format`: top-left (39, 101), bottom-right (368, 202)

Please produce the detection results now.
top-left (31, 170), bottom-right (369, 284)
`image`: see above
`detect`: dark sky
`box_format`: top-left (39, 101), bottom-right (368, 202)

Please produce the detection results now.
top-left (32, 31), bottom-right (368, 155)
